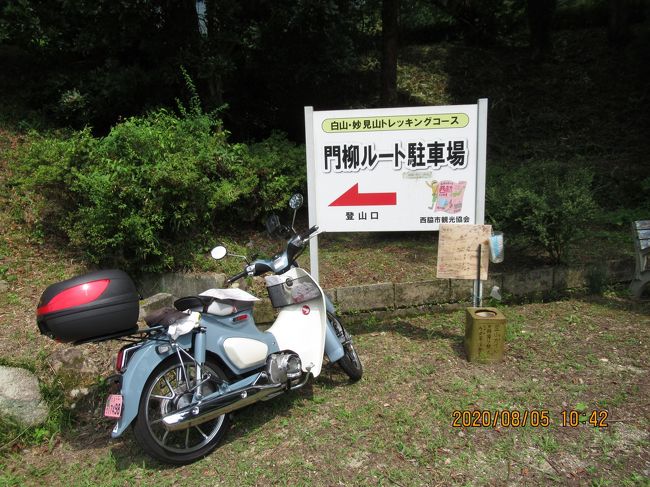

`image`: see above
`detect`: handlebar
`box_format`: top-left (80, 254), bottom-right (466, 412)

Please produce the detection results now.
top-left (299, 225), bottom-right (319, 241)
top-left (226, 270), bottom-right (249, 284)
top-left (224, 224), bottom-right (319, 284)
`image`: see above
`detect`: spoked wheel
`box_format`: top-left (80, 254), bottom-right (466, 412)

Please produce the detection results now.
top-left (327, 312), bottom-right (363, 381)
top-left (133, 357), bottom-right (230, 465)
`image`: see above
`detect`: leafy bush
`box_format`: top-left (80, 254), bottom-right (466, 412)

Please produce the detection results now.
top-left (12, 109), bottom-right (305, 273)
top-left (486, 161), bottom-right (597, 264)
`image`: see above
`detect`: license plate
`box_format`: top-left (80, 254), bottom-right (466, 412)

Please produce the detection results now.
top-left (104, 394), bottom-right (123, 419)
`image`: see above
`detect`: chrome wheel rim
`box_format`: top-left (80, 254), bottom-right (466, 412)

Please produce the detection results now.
top-left (144, 362), bottom-right (225, 453)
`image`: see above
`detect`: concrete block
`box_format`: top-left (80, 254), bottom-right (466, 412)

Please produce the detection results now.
top-left (253, 298), bottom-right (277, 324)
top-left (138, 272), bottom-right (226, 298)
top-left (447, 275), bottom-right (503, 304)
top-left (324, 288), bottom-right (337, 306)
top-left (139, 292), bottom-right (175, 320)
top-left (553, 267), bottom-right (588, 290)
top-left (450, 280), bottom-right (473, 303)
top-left (336, 282), bottom-right (394, 313)
top-left (394, 280), bottom-right (449, 307)
top-left (606, 259), bottom-right (634, 283)
top-left (136, 274), bottom-right (165, 298)
top-left (503, 267), bottom-right (554, 296)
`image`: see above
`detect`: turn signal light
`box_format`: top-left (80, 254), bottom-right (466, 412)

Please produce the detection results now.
top-left (115, 348), bottom-right (126, 373)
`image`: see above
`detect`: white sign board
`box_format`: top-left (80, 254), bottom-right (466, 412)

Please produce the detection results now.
top-left (304, 100), bottom-right (488, 280)
top-left (306, 102), bottom-right (487, 233)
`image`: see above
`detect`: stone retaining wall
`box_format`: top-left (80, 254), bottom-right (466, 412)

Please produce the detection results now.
top-left (139, 259), bottom-right (634, 324)
top-left (137, 272), bottom-right (226, 299)
top-left (329, 259), bottom-right (632, 314)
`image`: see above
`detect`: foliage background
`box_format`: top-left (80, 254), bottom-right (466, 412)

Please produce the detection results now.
top-left (1, 0), bottom-right (649, 270)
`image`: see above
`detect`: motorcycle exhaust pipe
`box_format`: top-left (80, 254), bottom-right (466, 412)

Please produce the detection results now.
top-left (162, 374), bottom-right (309, 432)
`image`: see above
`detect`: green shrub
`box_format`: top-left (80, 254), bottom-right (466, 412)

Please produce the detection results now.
top-left (486, 161), bottom-right (597, 264)
top-left (587, 264), bottom-right (609, 295)
top-left (248, 132), bottom-right (308, 217)
top-left (12, 110), bottom-right (305, 273)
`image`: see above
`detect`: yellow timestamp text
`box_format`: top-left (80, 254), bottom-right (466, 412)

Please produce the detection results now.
top-left (451, 409), bottom-right (609, 428)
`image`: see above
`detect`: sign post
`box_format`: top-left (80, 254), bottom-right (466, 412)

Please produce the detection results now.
top-left (305, 100), bottom-right (488, 283)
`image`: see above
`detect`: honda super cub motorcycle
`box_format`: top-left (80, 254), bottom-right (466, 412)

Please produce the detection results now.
top-left (36, 194), bottom-right (362, 465)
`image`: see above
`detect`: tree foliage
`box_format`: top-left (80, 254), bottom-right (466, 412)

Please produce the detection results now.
top-left (486, 161), bottom-right (597, 263)
top-left (2, 0), bottom-right (638, 135)
top-left (0, 0), bottom-right (372, 137)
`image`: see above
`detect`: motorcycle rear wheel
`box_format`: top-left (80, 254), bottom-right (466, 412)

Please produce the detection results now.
top-left (132, 356), bottom-right (230, 465)
top-left (328, 312), bottom-right (363, 381)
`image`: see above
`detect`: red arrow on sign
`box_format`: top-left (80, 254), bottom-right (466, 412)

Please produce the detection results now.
top-left (329, 183), bottom-right (397, 207)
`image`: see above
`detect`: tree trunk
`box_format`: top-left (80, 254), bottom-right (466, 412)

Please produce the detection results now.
top-left (608, 0), bottom-right (630, 46)
top-left (165, 0), bottom-right (201, 52)
top-left (204, 0), bottom-right (224, 107)
top-left (381, 0), bottom-right (399, 107)
top-left (527, 0), bottom-right (556, 61)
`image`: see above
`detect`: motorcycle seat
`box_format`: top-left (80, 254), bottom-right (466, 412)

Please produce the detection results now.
top-left (144, 307), bottom-right (189, 328)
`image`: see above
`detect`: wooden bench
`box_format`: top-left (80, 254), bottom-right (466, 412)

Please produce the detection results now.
top-left (630, 220), bottom-right (650, 299)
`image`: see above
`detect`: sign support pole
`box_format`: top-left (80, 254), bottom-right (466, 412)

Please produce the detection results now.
top-left (473, 244), bottom-right (482, 307)
top-left (473, 98), bottom-right (488, 306)
top-left (475, 98), bottom-right (488, 226)
top-left (304, 106), bottom-right (320, 282)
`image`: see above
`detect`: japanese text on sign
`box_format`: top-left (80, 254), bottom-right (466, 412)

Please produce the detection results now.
top-left (323, 140), bottom-right (468, 172)
top-left (322, 113), bottom-right (470, 133)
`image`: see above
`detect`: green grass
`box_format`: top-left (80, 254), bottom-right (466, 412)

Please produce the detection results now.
top-left (1, 298), bottom-right (648, 485)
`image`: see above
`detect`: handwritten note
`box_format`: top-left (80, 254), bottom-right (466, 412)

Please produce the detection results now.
top-left (436, 224), bottom-right (492, 280)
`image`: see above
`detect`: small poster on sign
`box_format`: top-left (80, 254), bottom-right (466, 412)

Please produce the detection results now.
top-left (436, 224), bottom-right (491, 280)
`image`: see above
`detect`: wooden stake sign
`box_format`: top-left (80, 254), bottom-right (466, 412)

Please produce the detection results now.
top-left (436, 224), bottom-right (491, 280)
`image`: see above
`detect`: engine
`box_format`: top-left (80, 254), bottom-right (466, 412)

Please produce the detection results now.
top-left (265, 352), bottom-right (302, 385)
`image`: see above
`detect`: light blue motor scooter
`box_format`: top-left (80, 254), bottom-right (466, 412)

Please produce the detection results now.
top-left (103, 194), bottom-right (362, 464)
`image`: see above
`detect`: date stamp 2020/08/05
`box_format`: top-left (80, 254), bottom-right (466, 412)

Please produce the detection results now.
top-left (452, 409), bottom-right (609, 429)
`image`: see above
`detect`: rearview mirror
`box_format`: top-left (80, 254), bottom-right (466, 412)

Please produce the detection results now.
top-left (210, 246), bottom-right (227, 260)
top-left (289, 193), bottom-right (303, 210)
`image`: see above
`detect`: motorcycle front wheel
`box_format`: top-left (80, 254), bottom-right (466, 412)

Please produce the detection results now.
top-left (327, 312), bottom-right (363, 381)
top-left (132, 356), bottom-right (230, 465)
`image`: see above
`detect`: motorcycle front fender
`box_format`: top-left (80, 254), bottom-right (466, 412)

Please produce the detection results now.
top-left (324, 322), bottom-right (345, 362)
top-left (323, 295), bottom-right (344, 362)
top-left (110, 334), bottom-right (191, 438)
